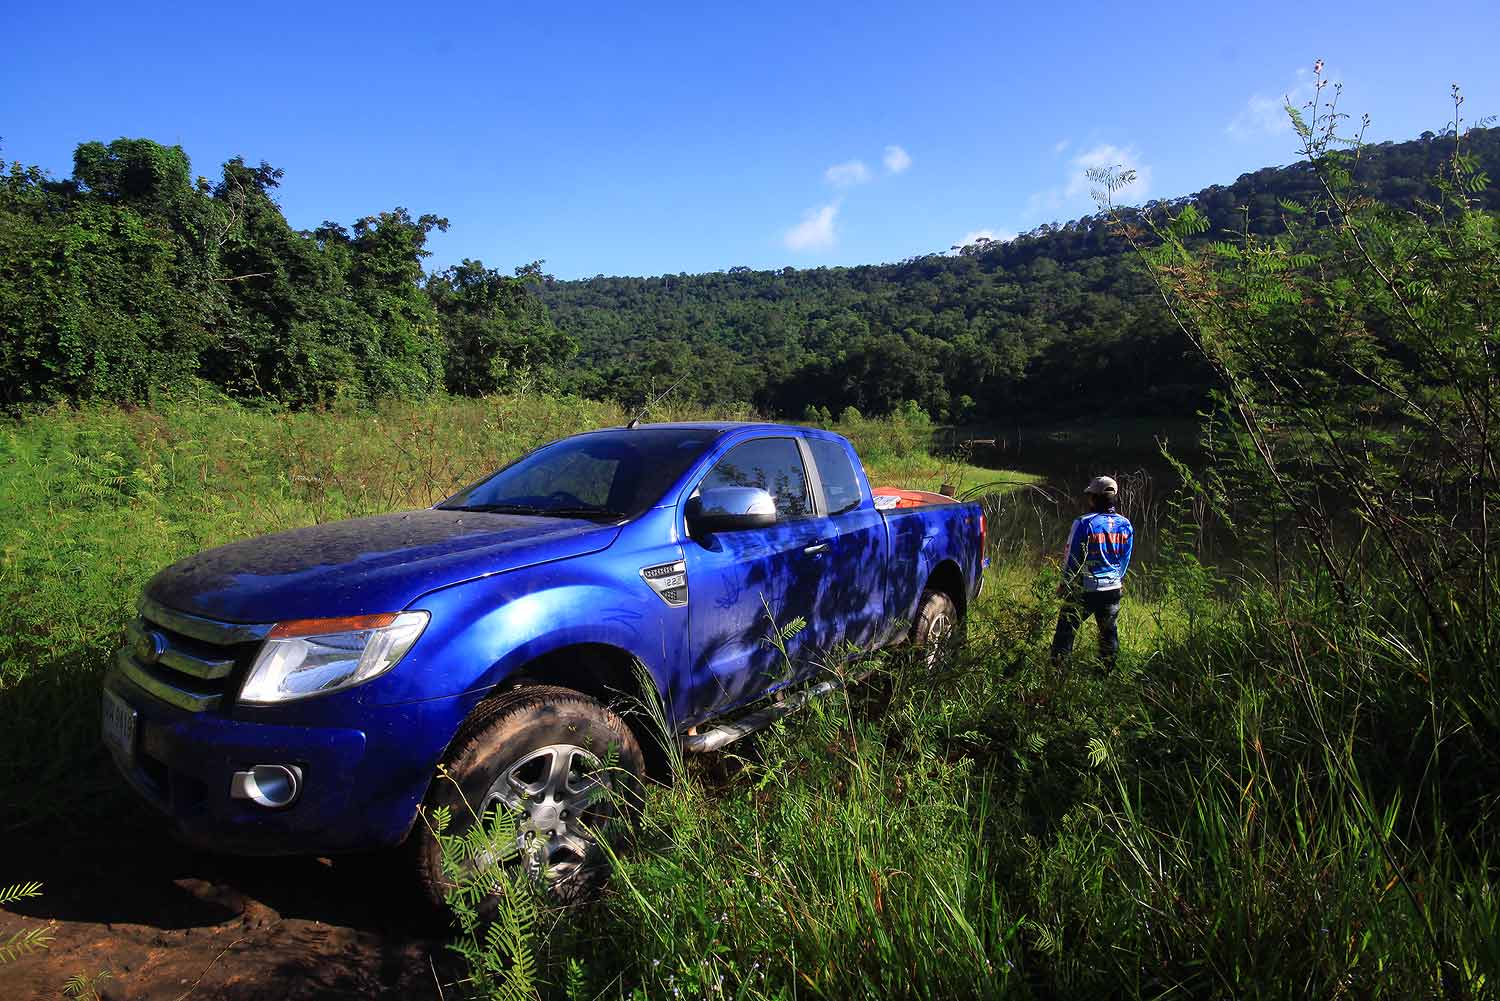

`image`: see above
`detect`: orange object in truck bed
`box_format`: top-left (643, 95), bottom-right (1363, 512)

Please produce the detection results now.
top-left (871, 487), bottom-right (957, 510)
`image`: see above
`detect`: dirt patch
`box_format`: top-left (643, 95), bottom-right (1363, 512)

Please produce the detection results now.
top-left (0, 813), bottom-right (448, 1000)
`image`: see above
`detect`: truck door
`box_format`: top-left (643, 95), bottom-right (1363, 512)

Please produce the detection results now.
top-left (806, 436), bottom-right (888, 650)
top-left (682, 436), bottom-right (834, 719)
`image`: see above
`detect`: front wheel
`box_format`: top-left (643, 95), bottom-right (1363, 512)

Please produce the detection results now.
top-left (912, 589), bottom-right (962, 667)
top-left (411, 685), bottom-right (645, 908)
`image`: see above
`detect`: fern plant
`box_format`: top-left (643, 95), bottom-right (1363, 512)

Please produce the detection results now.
top-left (426, 789), bottom-right (543, 1001)
top-left (0, 881), bottom-right (42, 906)
top-left (63, 969), bottom-right (112, 1001)
top-left (0, 881), bottom-right (54, 965)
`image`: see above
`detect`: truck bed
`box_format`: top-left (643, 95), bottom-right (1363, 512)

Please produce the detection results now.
top-left (871, 486), bottom-right (963, 509)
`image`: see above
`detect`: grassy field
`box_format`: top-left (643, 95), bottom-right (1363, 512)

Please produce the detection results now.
top-left (2, 393), bottom-right (1493, 999)
top-left (555, 563), bottom-right (1496, 1000)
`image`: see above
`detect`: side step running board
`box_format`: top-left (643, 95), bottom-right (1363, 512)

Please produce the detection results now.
top-left (681, 678), bottom-right (845, 753)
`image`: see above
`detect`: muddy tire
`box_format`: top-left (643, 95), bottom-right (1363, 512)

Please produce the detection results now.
top-left (410, 685), bottom-right (645, 909)
top-left (912, 589), bottom-right (962, 667)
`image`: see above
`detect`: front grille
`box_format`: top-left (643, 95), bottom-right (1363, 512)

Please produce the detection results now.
top-left (115, 597), bottom-right (272, 712)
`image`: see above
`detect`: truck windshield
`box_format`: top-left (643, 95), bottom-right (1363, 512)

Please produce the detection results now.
top-left (438, 428), bottom-right (722, 521)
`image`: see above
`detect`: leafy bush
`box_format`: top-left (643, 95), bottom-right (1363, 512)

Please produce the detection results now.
top-left (832, 400), bottom-right (932, 465)
top-left (0, 143), bottom-right (553, 409)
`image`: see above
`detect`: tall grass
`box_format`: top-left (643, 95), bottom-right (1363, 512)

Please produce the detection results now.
top-left (529, 557), bottom-right (1496, 999)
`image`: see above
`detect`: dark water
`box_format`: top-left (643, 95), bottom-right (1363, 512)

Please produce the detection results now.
top-left (939, 418), bottom-right (1220, 564)
top-left (944, 417), bottom-right (1204, 491)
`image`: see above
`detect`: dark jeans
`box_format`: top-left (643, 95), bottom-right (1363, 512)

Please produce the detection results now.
top-left (1051, 589), bottom-right (1122, 666)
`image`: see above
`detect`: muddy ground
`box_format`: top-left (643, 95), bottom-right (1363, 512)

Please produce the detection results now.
top-left (0, 809), bottom-right (449, 1001)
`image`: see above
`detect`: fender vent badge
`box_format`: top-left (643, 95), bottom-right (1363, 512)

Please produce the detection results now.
top-left (640, 560), bottom-right (688, 607)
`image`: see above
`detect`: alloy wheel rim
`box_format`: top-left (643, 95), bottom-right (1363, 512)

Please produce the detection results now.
top-left (926, 611), bottom-right (953, 667)
top-left (478, 742), bottom-right (609, 881)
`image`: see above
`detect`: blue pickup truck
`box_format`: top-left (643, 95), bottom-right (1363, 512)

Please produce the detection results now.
top-left (102, 422), bottom-right (985, 899)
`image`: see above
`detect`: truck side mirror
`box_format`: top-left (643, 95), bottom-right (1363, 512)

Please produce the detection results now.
top-left (686, 487), bottom-right (777, 535)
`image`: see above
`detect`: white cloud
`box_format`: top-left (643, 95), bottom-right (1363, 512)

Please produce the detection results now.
top-left (824, 160), bottom-right (871, 187)
top-left (952, 228), bottom-right (1015, 252)
top-left (1227, 94), bottom-right (1294, 139)
top-left (883, 145), bottom-right (912, 174)
top-left (1053, 138), bottom-right (1071, 154)
top-left (784, 202), bottom-right (839, 251)
top-left (1227, 65), bottom-right (1339, 140)
top-left (1027, 142), bottom-right (1152, 219)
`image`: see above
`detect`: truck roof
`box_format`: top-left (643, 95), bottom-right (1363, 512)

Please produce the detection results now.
top-left (594, 421), bottom-right (820, 435)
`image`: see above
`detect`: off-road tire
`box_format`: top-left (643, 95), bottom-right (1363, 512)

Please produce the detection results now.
top-left (409, 684), bottom-right (645, 909)
top-left (912, 589), bottom-right (962, 667)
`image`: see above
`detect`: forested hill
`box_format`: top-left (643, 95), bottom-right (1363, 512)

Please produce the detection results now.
top-left (2, 129), bottom-right (1495, 418)
top-left (543, 128), bottom-right (1500, 422)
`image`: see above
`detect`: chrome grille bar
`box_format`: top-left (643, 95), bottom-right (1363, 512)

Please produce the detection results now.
top-left (124, 619), bottom-right (235, 680)
top-left (138, 595), bottom-right (273, 646)
top-left (116, 649), bottom-right (222, 712)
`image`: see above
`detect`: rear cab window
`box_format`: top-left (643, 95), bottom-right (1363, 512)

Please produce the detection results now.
top-left (807, 437), bottom-right (863, 515)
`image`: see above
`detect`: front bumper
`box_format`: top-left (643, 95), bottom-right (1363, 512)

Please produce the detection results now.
top-left (103, 665), bottom-right (457, 855)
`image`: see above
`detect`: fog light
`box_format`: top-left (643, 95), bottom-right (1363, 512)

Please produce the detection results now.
top-left (230, 764), bottom-right (303, 808)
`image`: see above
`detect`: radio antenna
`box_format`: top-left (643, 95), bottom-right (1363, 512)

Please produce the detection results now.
top-left (627, 372), bottom-right (688, 429)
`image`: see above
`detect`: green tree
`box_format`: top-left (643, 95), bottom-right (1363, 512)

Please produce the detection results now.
top-left (200, 157), bottom-right (358, 404)
top-left (427, 259), bottom-right (576, 395)
top-left (0, 139), bottom-right (459, 408)
top-left (346, 208), bottom-right (449, 399)
top-left (0, 143), bottom-right (208, 405)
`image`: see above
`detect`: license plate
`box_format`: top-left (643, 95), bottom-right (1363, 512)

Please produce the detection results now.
top-left (102, 689), bottom-right (138, 759)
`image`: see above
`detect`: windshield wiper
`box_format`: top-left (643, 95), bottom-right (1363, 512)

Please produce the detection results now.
top-left (544, 506), bottom-right (625, 519)
top-left (443, 503), bottom-right (546, 515)
top-left (452, 503), bottom-right (624, 521)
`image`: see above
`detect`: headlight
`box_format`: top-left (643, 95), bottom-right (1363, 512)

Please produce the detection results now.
top-left (239, 611), bottom-right (429, 704)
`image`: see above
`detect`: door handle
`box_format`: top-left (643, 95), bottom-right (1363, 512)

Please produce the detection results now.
top-left (804, 541), bottom-right (831, 556)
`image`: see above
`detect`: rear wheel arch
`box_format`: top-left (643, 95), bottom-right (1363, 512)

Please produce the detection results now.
top-left (910, 560), bottom-right (968, 665)
top-left (923, 559), bottom-right (969, 620)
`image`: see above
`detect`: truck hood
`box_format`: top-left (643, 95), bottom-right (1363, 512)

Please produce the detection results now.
top-left (144, 509), bottom-right (622, 623)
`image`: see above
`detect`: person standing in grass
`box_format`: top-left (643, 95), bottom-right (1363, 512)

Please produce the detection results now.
top-left (1051, 475), bottom-right (1133, 669)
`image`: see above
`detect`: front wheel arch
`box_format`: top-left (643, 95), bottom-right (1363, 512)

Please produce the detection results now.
top-left (416, 643), bottom-right (673, 832)
top-left (496, 643), bottom-right (675, 783)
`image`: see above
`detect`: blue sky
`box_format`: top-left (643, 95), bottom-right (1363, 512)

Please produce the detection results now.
top-left (4, 1), bottom-right (1498, 279)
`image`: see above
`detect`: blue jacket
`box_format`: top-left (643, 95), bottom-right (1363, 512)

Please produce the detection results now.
top-left (1063, 509), bottom-right (1133, 592)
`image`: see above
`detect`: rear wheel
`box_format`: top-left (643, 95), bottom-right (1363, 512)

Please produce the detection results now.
top-left (411, 685), bottom-right (644, 908)
top-left (912, 590), bottom-right (962, 667)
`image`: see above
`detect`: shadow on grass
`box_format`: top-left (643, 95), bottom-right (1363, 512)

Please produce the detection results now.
top-left (0, 819), bottom-right (433, 936)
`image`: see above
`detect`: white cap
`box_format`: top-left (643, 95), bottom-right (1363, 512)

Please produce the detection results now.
top-left (1085, 475), bottom-right (1118, 496)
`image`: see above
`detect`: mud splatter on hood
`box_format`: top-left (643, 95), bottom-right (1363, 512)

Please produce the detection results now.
top-left (145, 509), bottom-right (622, 623)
